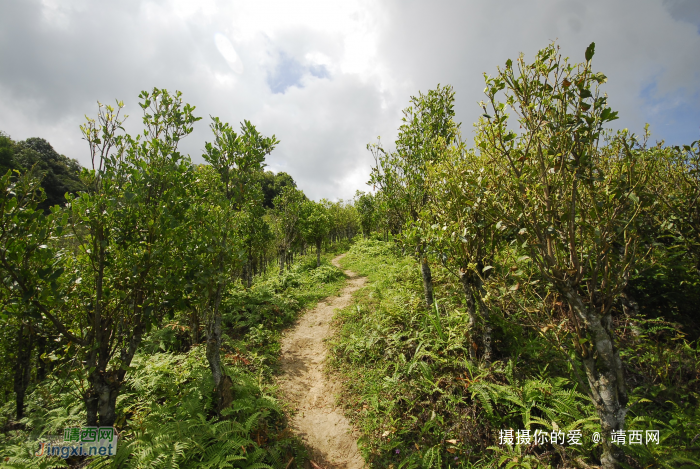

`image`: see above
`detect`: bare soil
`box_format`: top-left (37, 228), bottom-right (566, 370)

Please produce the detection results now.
top-left (277, 253), bottom-right (366, 469)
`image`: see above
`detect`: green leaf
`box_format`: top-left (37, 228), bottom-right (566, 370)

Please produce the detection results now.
top-left (47, 267), bottom-right (65, 282)
top-left (585, 42), bottom-right (595, 62)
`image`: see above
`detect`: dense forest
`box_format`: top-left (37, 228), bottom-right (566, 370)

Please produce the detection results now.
top-left (1, 42), bottom-right (699, 469)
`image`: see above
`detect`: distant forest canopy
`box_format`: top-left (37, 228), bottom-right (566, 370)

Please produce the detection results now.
top-left (0, 132), bottom-right (84, 212)
top-left (0, 130), bottom-right (299, 211)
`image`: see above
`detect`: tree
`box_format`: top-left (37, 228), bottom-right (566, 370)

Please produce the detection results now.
top-left (0, 132), bottom-right (19, 175)
top-left (271, 186), bottom-right (305, 274)
top-left (355, 190), bottom-right (377, 238)
top-left (651, 140), bottom-right (700, 271)
top-left (14, 137), bottom-right (85, 212)
top-left (478, 42), bottom-right (649, 468)
top-left (200, 117), bottom-right (277, 413)
top-left (261, 170), bottom-right (296, 208)
top-left (302, 201), bottom-right (330, 267)
top-left (425, 140), bottom-right (500, 362)
top-left (369, 84), bottom-right (460, 307)
top-left (0, 170), bottom-right (68, 419)
top-left (65, 89), bottom-right (199, 426)
top-left (240, 190), bottom-right (272, 287)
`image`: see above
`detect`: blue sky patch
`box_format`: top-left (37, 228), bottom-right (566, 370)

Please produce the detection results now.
top-left (639, 78), bottom-right (700, 145)
top-left (309, 64), bottom-right (330, 79)
top-left (267, 52), bottom-right (330, 94)
top-left (267, 52), bottom-right (305, 94)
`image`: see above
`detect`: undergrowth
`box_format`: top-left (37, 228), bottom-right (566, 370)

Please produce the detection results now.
top-left (329, 238), bottom-right (700, 468)
top-left (0, 251), bottom-right (347, 469)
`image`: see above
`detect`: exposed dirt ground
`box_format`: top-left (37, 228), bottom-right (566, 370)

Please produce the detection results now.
top-left (278, 253), bottom-right (366, 469)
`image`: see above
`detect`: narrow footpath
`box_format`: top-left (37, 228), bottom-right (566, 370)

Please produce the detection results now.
top-left (278, 253), bottom-right (366, 469)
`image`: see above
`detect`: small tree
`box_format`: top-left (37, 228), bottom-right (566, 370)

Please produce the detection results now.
top-left (355, 190), bottom-right (377, 238)
top-left (652, 140), bottom-right (700, 271)
top-left (425, 140), bottom-right (500, 362)
top-left (302, 201), bottom-right (330, 267)
top-left (200, 117), bottom-right (277, 413)
top-left (72, 89), bottom-right (199, 426)
top-left (369, 85), bottom-right (460, 307)
top-left (0, 170), bottom-right (69, 419)
top-left (478, 43), bottom-right (650, 468)
top-left (271, 186), bottom-right (305, 273)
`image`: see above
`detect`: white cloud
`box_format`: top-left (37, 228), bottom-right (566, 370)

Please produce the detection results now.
top-left (1, 0), bottom-right (699, 202)
top-left (215, 33), bottom-right (245, 75)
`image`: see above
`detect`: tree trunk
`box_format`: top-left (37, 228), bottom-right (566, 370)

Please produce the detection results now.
top-left (458, 271), bottom-right (477, 360)
top-left (316, 239), bottom-right (322, 267)
top-left (474, 277), bottom-right (492, 363)
top-left (246, 259), bottom-right (252, 289)
top-left (205, 283), bottom-right (231, 415)
top-left (92, 376), bottom-right (120, 427)
top-left (85, 390), bottom-right (99, 427)
top-left (35, 333), bottom-right (47, 382)
top-left (85, 315), bottom-right (145, 427)
top-left (190, 306), bottom-right (200, 345)
top-left (279, 248), bottom-right (286, 275)
top-left (420, 255), bottom-right (434, 308)
top-left (13, 324), bottom-right (33, 420)
top-left (561, 285), bottom-right (627, 469)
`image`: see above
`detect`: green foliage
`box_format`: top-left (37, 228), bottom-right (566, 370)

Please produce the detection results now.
top-left (261, 171), bottom-right (296, 209)
top-left (15, 138), bottom-right (85, 212)
top-left (1, 248), bottom-right (343, 468)
top-left (0, 85), bottom-right (348, 467)
top-left (331, 239), bottom-right (700, 468)
top-left (368, 84), bottom-right (460, 241)
top-left (320, 198), bottom-right (360, 244)
top-left (355, 191), bottom-right (378, 238)
top-left (0, 349), bottom-right (296, 468)
top-left (3, 39), bottom-right (700, 469)
top-left (300, 200), bottom-right (329, 266)
top-left (271, 186), bottom-right (306, 259)
top-left (0, 133), bottom-right (85, 212)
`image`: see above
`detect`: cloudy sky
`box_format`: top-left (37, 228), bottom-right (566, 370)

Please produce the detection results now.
top-left (1, 0), bottom-right (699, 201)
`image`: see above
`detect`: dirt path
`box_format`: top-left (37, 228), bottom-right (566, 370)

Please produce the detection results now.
top-left (278, 253), bottom-right (366, 469)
